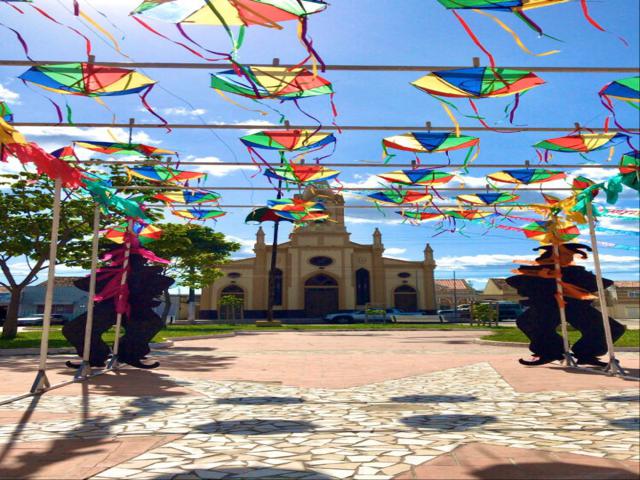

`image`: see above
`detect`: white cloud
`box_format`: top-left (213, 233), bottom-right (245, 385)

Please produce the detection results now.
top-left (0, 84), bottom-right (20, 105)
top-left (384, 247), bottom-right (409, 260)
top-left (226, 234), bottom-right (255, 255)
top-left (19, 126), bottom-right (160, 149)
top-left (344, 215), bottom-right (403, 225)
top-left (184, 155), bottom-right (258, 177)
top-left (338, 174), bottom-right (382, 189)
top-left (161, 107), bottom-right (207, 117)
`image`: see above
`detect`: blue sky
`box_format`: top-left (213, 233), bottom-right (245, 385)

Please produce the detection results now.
top-left (0, 0), bottom-right (638, 289)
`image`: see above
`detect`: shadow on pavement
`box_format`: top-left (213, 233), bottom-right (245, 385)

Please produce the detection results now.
top-left (471, 462), bottom-right (639, 480)
top-left (609, 417), bottom-right (640, 430)
top-left (401, 414), bottom-right (497, 431)
top-left (391, 394), bottom-right (478, 403)
top-left (603, 394), bottom-right (640, 402)
top-left (170, 468), bottom-right (331, 479)
top-left (196, 419), bottom-right (315, 435)
top-left (216, 396), bottom-right (304, 405)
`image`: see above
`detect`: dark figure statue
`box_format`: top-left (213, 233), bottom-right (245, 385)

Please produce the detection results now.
top-left (63, 251), bottom-right (174, 369)
top-left (506, 243), bottom-right (625, 367)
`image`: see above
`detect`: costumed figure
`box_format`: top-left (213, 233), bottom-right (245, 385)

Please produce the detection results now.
top-left (506, 243), bottom-right (626, 367)
top-left (63, 239), bottom-right (173, 369)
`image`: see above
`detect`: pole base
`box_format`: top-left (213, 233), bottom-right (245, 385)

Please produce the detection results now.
top-left (604, 357), bottom-right (627, 377)
top-left (106, 355), bottom-right (120, 370)
top-left (563, 352), bottom-right (578, 367)
top-left (30, 370), bottom-right (51, 393)
top-left (74, 361), bottom-right (92, 380)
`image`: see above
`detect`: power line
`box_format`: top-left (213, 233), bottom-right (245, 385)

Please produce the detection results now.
top-left (1, 59), bottom-right (637, 73)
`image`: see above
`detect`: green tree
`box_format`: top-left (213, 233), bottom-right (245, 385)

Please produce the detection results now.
top-left (0, 173), bottom-right (96, 339)
top-left (150, 223), bottom-right (240, 323)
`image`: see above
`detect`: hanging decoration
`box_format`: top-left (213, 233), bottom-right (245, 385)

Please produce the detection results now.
top-left (521, 219), bottom-right (581, 243)
top-left (411, 67), bottom-right (544, 131)
top-left (0, 101), bottom-right (13, 122)
top-left (457, 192), bottom-right (520, 205)
top-left (599, 76), bottom-right (640, 133)
top-left (264, 164), bottom-right (340, 185)
top-left (377, 167), bottom-right (455, 186)
top-left (240, 129), bottom-right (336, 167)
top-left (74, 140), bottom-right (176, 158)
top-left (126, 165), bottom-right (207, 183)
top-left (533, 132), bottom-right (631, 162)
top-left (18, 63), bottom-right (167, 126)
top-left (367, 189), bottom-right (433, 206)
top-left (487, 168), bottom-right (566, 186)
top-left (104, 221), bottom-right (163, 245)
top-left (172, 208), bottom-right (226, 221)
top-left (153, 189), bottom-right (221, 204)
top-left (381, 131), bottom-right (479, 167)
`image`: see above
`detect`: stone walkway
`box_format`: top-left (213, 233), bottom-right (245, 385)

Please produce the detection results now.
top-left (0, 331), bottom-right (638, 479)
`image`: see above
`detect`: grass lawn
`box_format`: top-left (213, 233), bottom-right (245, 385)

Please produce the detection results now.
top-left (0, 323), bottom-right (637, 349)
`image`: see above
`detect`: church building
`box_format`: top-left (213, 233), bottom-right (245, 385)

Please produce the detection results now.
top-left (200, 188), bottom-right (437, 319)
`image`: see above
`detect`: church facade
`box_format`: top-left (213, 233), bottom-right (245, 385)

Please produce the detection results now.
top-left (200, 190), bottom-right (437, 319)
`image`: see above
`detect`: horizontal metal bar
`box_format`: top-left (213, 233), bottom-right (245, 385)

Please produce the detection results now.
top-left (12, 122), bottom-right (622, 132)
top-left (153, 203), bottom-right (584, 209)
top-left (1, 59), bottom-right (637, 73)
top-left (116, 185), bottom-right (575, 191)
top-left (76, 160), bottom-right (628, 169)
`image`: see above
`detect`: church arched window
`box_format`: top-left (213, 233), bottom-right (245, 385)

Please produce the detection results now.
top-left (355, 268), bottom-right (371, 305)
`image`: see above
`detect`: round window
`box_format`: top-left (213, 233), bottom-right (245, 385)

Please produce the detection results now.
top-left (309, 256), bottom-right (333, 267)
top-left (398, 272), bottom-right (411, 278)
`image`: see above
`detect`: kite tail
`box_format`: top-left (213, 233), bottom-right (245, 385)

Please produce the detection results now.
top-left (293, 99), bottom-right (322, 136)
top-left (0, 22), bottom-right (32, 60)
top-left (297, 17), bottom-right (326, 75)
top-left (451, 10), bottom-right (496, 68)
top-left (29, 5), bottom-right (93, 58)
top-left (76, 9), bottom-right (125, 56)
top-left (437, 98), bottom-right (461, 137)
top-left (213, 89), bottom-right (269, 117)
top-left (140, 85), bottom-right (170, 132)
top-left (472, 9), bottom-right (560, 57)
top-left (329, 93), bottom-right (341, 133)
top-left (579, 0), bottom-right (628, 46)
top-left (246, 146), bottom-right (272, 172)
top-left (468, 99), bottom-right (520, 133)
top-left (131, 16), bottom-right (224, 62)
top-left (599, 92), bottom-right (640, 135)
top-left (462, 142), bottom-right (479, 172)
top-left (508, 92), bottom-right (521, 124)
top-left (176, 23), bottom-right (232, 60)
top-left (3, 1), bottom-right (24, 13)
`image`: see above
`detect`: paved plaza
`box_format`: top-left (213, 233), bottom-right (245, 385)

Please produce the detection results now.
top-left (0, 331), bottom-right (638, 479)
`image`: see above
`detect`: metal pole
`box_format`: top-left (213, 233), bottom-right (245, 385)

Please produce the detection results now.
top-left (107, 219), bottom-right (133, 369)
top-left (75, 205), bottom-right (101, 379)
top-left (266, 181), bottom-right (283, 323)
top-left (30, 177), bottom-right (62, 393)
top-left (551, 234), bottom-right (576, 367)
top-left (453, 271), bottom-right (458, 323)
top-left (586, 202), bottom-right (626, 376)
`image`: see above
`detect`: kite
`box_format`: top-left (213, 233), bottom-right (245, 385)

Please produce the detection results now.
top-left (75, 140), bottom-right (176, 158)
top-left (240, 129), bottom-right (336, 165)
top-left (377, 168), bottom-right (455, 186)
top-left (0, 101), bottom-right (13, 122)
top-left (445, 209), bottom-right (495, 220)
top-left (264, 164), bottom-right (340, 185)
top-left (245, 207), bottom-right (293, 223)
top-left (533, 132), bottom-right (631, 162)
top-left (522, 219), bottom-right (580, 244)
top-left (18, 63), bottom-right (166, 125)
top-left (487, 168), bottom-right (566, 185)
top-left (246, 198), bottom-right (328, 224)
top-left (599, 76), bottom-right (640, 133)
top-left (104, 221), bottom-right (162, 245)
top-left (126, 166), bottom-right (206, 183)
top-left (172, 208), bottom-right (226, 221)
top-left (367, 190), bottom-right (433, 206)
top-left (606, 151), bottom-right (640, 204)
top-left (50, 145), bottom-right (79, 162)
top-left (131, 0), bottom-right (327, 68)
top-left (153, 189), bottom-right (221, 204)
top-left (267, 197), bottom-right (325, 212)
top-left (382, 132), bottom-right (479, 166)
top-left (210, 66), bottom-right (336, 121)
top-left (457, 192), bottom-right (520, 205)
top-left (397, 210), bottom-right (447, 222)
top-left (411, 68), bottom-right (544, 131)
top-left (436, 1), bottom-right (620, 65)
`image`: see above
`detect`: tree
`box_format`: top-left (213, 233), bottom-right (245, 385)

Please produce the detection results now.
top-left (0, 173), bottom-right (96, 339)
top-left (150, 223), bottom-right (240, 323)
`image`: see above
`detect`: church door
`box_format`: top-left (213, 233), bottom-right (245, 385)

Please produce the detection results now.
top-left (304, 274), bottom-right (339, 318)
top-left (394, 285), bottom-right (418, 312)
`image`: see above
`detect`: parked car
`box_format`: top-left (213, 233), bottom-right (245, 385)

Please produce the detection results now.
top-left (324, 308), bottom-right (416, 324)
top-left (437, 309), bottom-right (468, 323)
top-left (494, 302), bottom-right (523, 321)
top-left (16, 314), bottom-right (67, 326)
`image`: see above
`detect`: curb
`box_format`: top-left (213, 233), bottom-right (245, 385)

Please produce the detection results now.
top-left (475, 339), bottom-right (640, 352)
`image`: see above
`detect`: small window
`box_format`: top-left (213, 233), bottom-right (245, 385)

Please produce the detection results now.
top-left (398, 272), bottom-right (411, 278)
top-left (228, 272), bottom-right (241, 278)
top-left (309, 256), bottom-right (333, 267)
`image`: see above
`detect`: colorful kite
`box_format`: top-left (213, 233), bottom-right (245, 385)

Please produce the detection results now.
top-left (487, 169), bottom-right (566, 185)
top-left (0, 102), bottom-right (13, 122)
top-left (75, 140), bottom-right (176, 157)
top-left (367, 190), bottom-right (433, 206)
top-left (126, 166), bottom-right (206, 183)
top-left (382, 132), bottom-right (479, 166)
top-left (457, 192), bottom-right (520, 205)
top-left (377, 168), bottom-right (455, 186)
top-left (267, 197), bottom-right (325, 212)
top-left (397, 210), bottom-right (447, 222)
top-left (599, 76), bottom-right (640, 133)
top-left (82, 174), bottom-right (151, 220)
top-left (411, 68), bottom-right (544, 130)
top-left (445, 209), bottom-right (495, 220)
top-left (522, 219), bottom-right (580, 244)
top-left (264, 164), bottom-right (340, 185)
top-left (173, 208), bottom-right (226, 221)
top-left (131, 0), bottom-right (327, 67)
top-left (240, 129), bottom-right (336, 166)
top-left (436, 0), bottom-right (618, 64)
top-left (153, 189), bottom-right (221, 204)
top-left (246, 198), bottom-right (328, 224)
top-left (533, 132), bottom-right (630, 161)
top-left (19, 63), bottom-right (166, 125)
top-left (104, 221), bottom-right (162, 245)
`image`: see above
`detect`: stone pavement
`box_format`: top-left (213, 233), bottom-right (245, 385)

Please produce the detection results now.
top-left (0, 331), bottom-right (638, 479)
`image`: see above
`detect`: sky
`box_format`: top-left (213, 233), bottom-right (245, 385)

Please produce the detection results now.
top-left (0, 0), bottom-right (638, 290)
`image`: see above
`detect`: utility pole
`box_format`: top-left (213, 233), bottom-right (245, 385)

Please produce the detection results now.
top-left (453, 271), bottom-right (458, 322)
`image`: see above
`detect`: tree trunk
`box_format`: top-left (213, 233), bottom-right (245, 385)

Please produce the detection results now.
top-left (1, 287), bottom-right (23, 340)
top-left (161, 289), bottom-right (172, 326)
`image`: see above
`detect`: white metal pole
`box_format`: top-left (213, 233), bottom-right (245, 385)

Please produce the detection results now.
top-left (585, 202), bottom-right (626, 376)
top-left (551, 234), bottom-right (576, 367)
top-left (30, 177), bottom-right (62, 393)
top-left (76, 205), bottom-right (101, 379)
top-left (107, 219), bottom-right (133, 369)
